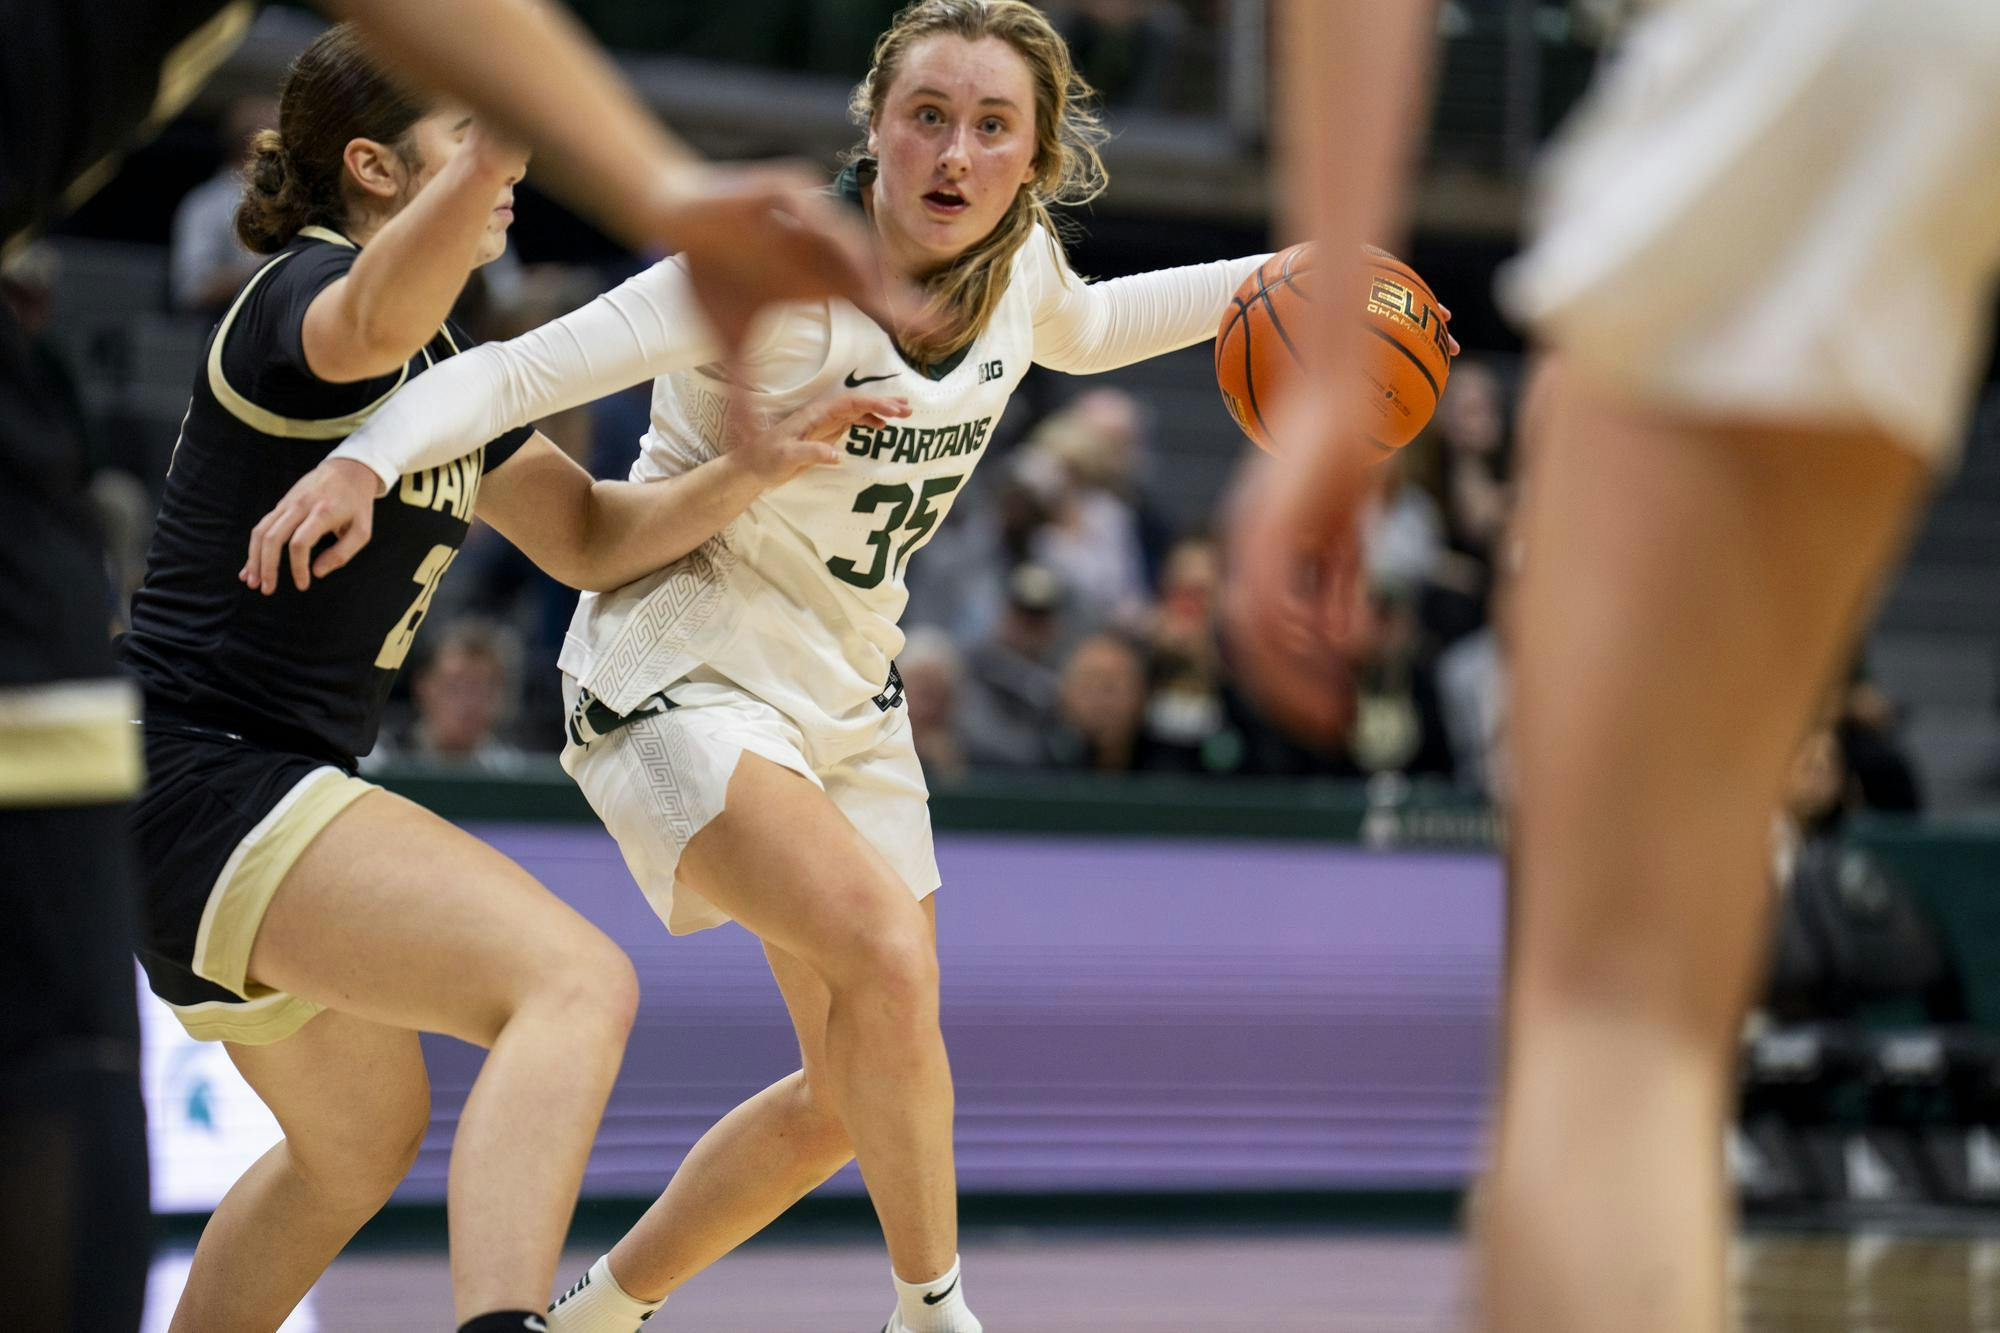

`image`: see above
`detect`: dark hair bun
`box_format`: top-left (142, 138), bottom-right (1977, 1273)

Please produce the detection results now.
top-left (234, 128), bottom-right (306, 254)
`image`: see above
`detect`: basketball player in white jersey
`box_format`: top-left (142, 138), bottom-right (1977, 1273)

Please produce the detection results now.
top-left (244, 2), bottom-right (1274, 1328)
top-left (1230, 2), bottom-right (2000, 1330)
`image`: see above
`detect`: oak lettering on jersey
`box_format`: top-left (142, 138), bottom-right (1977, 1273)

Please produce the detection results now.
top-left (395, 446), bottom-right (486, 522)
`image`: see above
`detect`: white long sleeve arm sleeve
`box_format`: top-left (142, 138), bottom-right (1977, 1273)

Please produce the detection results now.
top-left (328, 258), bottom-right (736, 490)
top-left (1029, 238), bottom-right (1271, 375)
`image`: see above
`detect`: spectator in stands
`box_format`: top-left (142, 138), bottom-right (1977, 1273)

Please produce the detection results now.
top-left (1437, 614), bottom-right (1507, 796)
top-left (1419, 356), bottom-right (1513, 650)
top-left (1764, 716), bottom-right (1960, 1028)
top-left (1141, 536), bottom-right (1231, 770)
top-left (1839, 665), bottom-right (1924, 813)
top-left (960, 562), bottom-right (1067, 769)
top-left (1427, 368), bottom-right (1527, 797)
top-left (1026, 389), bottom-right (1153, 630)
top-left (169, 97), bottom-right (277, 317)
top-left (903, 450), bottom-right (1060, 647)
top-left (1365, 450), bottom-right (1446, 598)
top-left (1784, 724), bottom-right (1848, 844)
top-left (365, 618), bottom-right (529, 774)
top-left (0, 243), bottom-right (84, 442)
top-left (1348, 588), bottom-right (1455, 780)
top-left (1, 244), bottom-right (148, 629)
top-left (1050, 630), bottom-right (1153, 773)
top-left (1138, 536), bottom-right (1356, 778)
top-left (90, 470), bottom-right (153, 634)
top-left (1774, 673), bottom-right (1925, 852)
top-left (900, 626), bottom-right (968, 784)
top-left (1024, 394), bottom-right (1152, 628)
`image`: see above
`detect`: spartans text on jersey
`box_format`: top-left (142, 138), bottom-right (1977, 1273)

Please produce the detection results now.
top-left (843, 415), bottom-right (995, 465)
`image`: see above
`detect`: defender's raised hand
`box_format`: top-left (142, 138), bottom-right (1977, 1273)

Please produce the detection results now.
top-left (239, 457), bottom-right (381, 594)
top-left (724, 391), bottom-right (913, 487)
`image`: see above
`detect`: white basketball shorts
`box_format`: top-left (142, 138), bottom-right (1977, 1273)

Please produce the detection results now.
top-left (560, 668), bottom-right (941, 936)
top-left (1500, 0), bottom-right (2000, 465)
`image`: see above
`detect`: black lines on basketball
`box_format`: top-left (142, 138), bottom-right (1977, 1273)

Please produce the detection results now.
top-left (1364, 321), bottom-right (1440, 405)
top-left (1254, 271), bottom-right (1303, 372)
top-left (1278, 245), bottom-right (1312, 304)
top-left (1232, 294), bottom-right (1270, 443)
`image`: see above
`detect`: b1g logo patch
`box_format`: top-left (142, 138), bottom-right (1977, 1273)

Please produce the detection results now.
top-left (977, 359), bottom-right (1005, 384)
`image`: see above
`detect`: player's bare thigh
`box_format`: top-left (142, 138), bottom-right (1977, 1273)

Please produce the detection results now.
top-left (245, 788), bottom-right (634, 1048)
top-left (1505, 367), bottom-right (1929, 1018)
top-left (675, 752), bottom-right (934, 989)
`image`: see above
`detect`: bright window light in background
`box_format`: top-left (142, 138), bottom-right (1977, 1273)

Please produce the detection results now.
top-left (136, 965), bottom-right (285, 1213)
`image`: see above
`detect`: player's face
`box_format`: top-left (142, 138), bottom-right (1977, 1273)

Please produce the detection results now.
top-left (398, 105), bottom-right (521, 266)
top-left (868, 35), bottom-right (1041, 275)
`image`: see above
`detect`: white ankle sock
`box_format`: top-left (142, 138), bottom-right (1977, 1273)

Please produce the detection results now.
top-left (545, 1254), bottom-right (664, 1333)
top-left (890, 1256), bottom-right (981, 1333)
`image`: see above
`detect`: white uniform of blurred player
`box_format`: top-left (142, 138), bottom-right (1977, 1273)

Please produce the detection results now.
top-left (320, 4), bottom-right (1267, 1329)
top-left (1506, 0), bottom-right (2000, 465)
top-left (1230, 3), bottom-right (2000, 1332)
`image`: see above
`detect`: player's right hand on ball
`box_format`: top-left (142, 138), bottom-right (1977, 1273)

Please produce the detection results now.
top-left (728, 391), bottom-right (911, 487)
top-left (1221, 392), bottom-right (1380, 747)
top-left (239, 457), bottom-right (382, 595)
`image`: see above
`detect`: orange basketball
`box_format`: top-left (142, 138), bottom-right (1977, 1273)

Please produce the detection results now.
top-left (1215, 243), bottom-right (1451, 453)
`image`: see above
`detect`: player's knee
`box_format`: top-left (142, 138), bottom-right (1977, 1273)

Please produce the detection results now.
top-left (520, 931), bottom-right (639, 1042)
top-left (585, 938), bottom-right (642, 1032)
top-left (293, 1084), bottom-right (429, 1211)
top-left (381, 1086), bottom-right (431, 1181)
top-left (842, 915), bottom-right (938, 1016)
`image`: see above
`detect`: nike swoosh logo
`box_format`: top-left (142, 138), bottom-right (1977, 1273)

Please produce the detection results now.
top-left (525, 1320), bottom-right (548, 1332)
top-left (845, 370), bottom-right (900, 388)
top-left (921, 1275), bottom-right (961, 1306)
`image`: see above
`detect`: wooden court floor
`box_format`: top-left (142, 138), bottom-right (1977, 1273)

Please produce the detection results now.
top-left (143, 1227), bottom-right (2000, 1332)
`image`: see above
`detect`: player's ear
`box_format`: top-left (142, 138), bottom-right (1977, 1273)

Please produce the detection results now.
top-left (866, 120), bottom-right (881, 158)
top-left (342, 136), bottom-right (404, 203)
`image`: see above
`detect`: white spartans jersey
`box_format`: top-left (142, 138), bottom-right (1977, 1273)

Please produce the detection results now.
top-left (569, 284), bottom-right (1028, 729)
top-left (333, 222), bottom-right (1266, 728)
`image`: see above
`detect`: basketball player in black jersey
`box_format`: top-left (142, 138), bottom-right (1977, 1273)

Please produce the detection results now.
top-left (113, 27), bottom-right (908, 1333)
top-left (2, 2), bottom-right (908, 1328)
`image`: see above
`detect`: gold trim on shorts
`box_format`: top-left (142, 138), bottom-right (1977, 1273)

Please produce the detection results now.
top-left (0, 680), bottom-right (143, 806)
top-left (180, 765), bottom-right (375, 1045)
top-left (165, 989), bottom-right (326, 1046)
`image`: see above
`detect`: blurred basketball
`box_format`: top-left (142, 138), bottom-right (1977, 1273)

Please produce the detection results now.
top-left (1215, 244), bottom-right (1451, 452)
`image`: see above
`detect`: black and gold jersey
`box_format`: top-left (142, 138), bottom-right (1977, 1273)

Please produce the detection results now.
top-left (118, 228), bottom-right (533, 765)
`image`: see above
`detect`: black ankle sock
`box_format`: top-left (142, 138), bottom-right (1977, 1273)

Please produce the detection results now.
top-left (457, 1312), bottom-right (545, 1333)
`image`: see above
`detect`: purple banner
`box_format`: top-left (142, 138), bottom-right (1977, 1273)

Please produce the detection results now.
top-left (400, 826), bottom-right (1504, 1199)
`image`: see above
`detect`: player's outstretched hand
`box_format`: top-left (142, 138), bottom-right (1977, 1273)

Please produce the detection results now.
top-left (727, 391), bottom-right (912, 488)
top-left (239, 458), bottom-right (382, 595)
top-left (1221, 394), bottom-right (1381, 747)
top-left (659, 163), bottom-right (931, 354)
